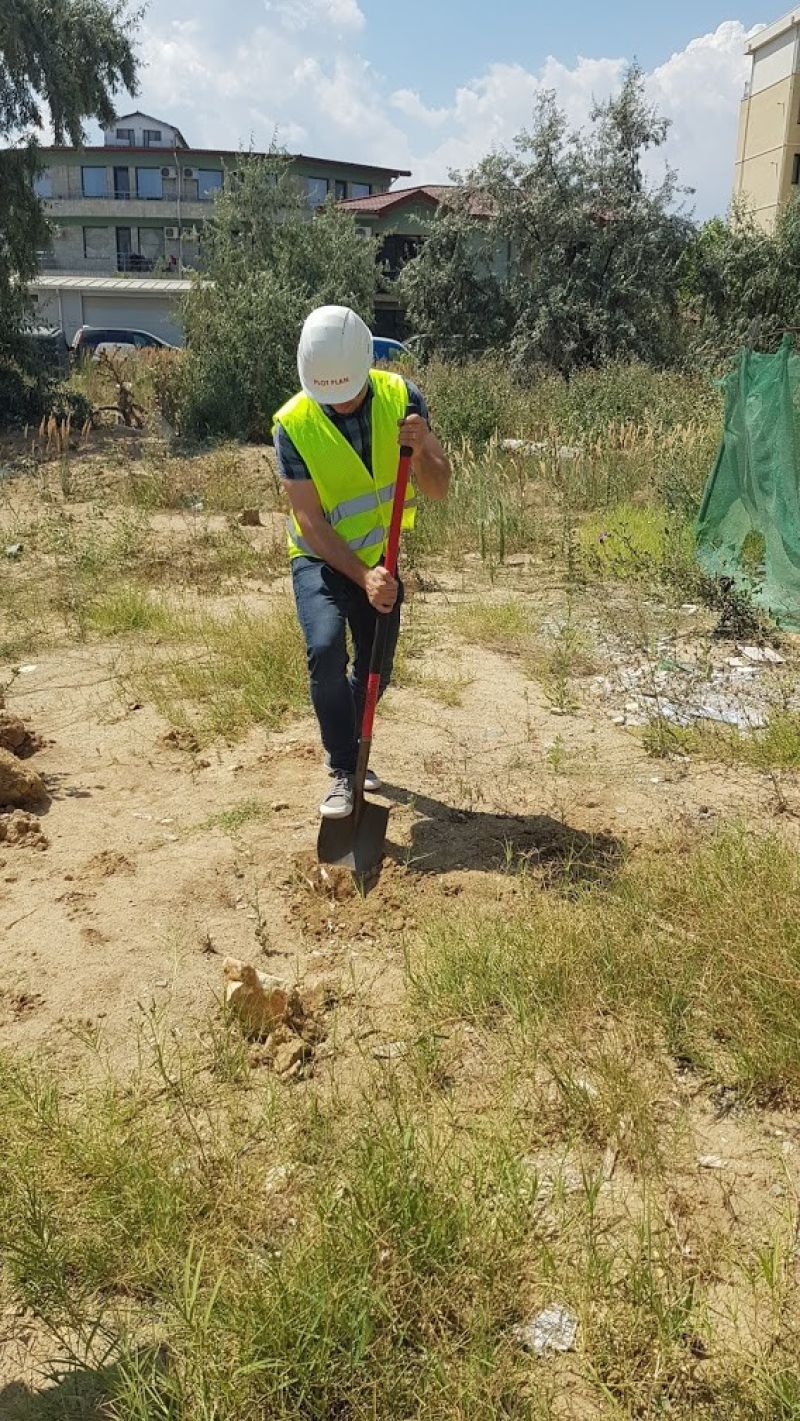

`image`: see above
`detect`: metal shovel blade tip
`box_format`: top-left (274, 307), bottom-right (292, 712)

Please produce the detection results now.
top-left (317, 799), bottom-right (390, 877)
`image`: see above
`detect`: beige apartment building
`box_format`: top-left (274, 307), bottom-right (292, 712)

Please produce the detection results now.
top-left (735, 10), bottom-right (800, 228)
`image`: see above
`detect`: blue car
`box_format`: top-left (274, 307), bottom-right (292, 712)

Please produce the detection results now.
top-left (372, 336), bottom-right (411, 363)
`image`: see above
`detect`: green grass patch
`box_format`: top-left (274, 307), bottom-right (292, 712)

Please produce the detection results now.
top-left (451, 598), bottom-right (531, 653)
top-left (644, 710), bottom-right (800, 772)
top-left (124, 597), bottom-right (307, 743)
top-left (577, 504), bottom-right (695, 586)
top-left (410, 825), bottom-right (800, 1103)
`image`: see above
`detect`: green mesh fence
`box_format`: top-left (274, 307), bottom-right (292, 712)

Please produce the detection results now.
top-left (696, 336), bottom-right (800, 629)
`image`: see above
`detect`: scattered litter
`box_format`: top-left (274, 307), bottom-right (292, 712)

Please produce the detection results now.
top-left (263, 1163), bottom-right (293, 1192)
top-left (131, 811), bottom-right (153, 821)
top-left (697, 1154), bottom-right (725, 1170)
top-left (500, 438), bottom-right (582, 460)
top-left (17, 665), bottom-right (37, 675)
top-left (154, 979), bottom-right (168, 988)
top-left (680, 604), bottom-right (699, 614)
top-left (692, 697), bottom-right (767, 729)
top-left (372, 1040), bottom-right (407, 1060)
top-left (513, 1306), bottom-right (579, 1356)
top-left (4, 543), bottom-right (22, 558)
top-left (739, 644), bottom-right (784, 664)
top-left (271, 800), bottom-right (289, 812)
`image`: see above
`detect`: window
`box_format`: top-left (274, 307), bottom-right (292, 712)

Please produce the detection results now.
top-left (793, 153), bottom-right (800, 185)
top-left (349, 182), bottom-right (371, 199)
top-left (306, 176), bottom-right (329, 206)
top-left (115, 128), bottom-right (134, 144)
top-left (198, 169), bottom-right (223, 199)
top-left (113, 165), bottom-right (131, 198)
top-left (143, 129), bottom-right (163, 146)
top-left (33, 170), bottom-right (52, 198)
top-left (136, 167), bottom-right (163, 199)
top-left (81, 166), bottom-right (107, 197)
top-left (82, 227), bottom-right (107, 260)
top-left (335, 179), bottom-right (347, 201)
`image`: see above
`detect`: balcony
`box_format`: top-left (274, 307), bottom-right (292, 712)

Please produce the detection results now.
top-left (45, 193), bottom-right (215, 222)
top-left (36, 252), bottom-right (204, 278)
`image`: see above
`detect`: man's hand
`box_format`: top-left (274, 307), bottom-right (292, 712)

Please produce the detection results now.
top-left (398, 412), bottom-right (451, 502)
top-left (398, 412), bottom-right (432, 458)
top-left (363, 565), bottom-right (398, 613)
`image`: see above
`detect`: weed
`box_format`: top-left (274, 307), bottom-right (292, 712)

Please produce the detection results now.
top-left (451, 599), bottom-right (531, 654)
top-left (410, 825), bottom-right (800, 1101)
top-left (644, 710), bottom-right (800, 773)
top-left (124, 598), bottom-right (307, 742)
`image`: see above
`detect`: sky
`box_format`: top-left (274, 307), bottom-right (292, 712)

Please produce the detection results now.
top-left (108, 0), bottom-right (773, 218)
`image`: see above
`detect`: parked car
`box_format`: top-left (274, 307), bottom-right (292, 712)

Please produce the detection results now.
top-left (372, 336), bottom-right (412, 364)
top-left (71, 326), bottom-right (176, 361)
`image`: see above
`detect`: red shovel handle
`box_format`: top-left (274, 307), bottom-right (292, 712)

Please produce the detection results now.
top-left (358, 433), bottom-right (413, 745)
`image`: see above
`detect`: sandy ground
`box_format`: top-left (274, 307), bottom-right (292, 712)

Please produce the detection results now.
top-left (1, 576), bottom-right (794, 1065)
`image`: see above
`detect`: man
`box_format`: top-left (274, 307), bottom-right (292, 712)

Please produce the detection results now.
top-left (273, 305), bottom-right (451, 819)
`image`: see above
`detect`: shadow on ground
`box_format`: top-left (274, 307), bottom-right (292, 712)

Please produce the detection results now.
top-left (380, 783), bottom-right (626, 886)
top-left (0, 1367), bottom-right (115, 1421)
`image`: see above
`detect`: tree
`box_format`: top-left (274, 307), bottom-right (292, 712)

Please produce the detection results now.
top-left (682, 198), bottom-right (800, 362)
top-left (174, 155), bottom-right (380, 440)
top-left (398, 192), bottom-right (512, 358)
top-left (406, 68), bottom-right (692, 376)
top-left (0, 0), bottom-right (138, 359)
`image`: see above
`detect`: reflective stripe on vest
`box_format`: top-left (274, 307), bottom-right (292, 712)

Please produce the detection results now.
top-left (273, 368), bottom-right (417, 566)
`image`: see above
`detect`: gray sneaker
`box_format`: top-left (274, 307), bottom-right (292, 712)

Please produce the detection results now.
top-left (324, 753), bottom-right (381, 792)
top-left (319, 772), bottom-right (354, 819)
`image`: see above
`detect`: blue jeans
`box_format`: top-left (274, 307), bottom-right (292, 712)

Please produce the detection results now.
top-left (291, 557), bottom-right (404, 774)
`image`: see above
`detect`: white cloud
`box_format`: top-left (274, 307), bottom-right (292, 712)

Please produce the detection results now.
top-left (263, 0), bottom-right (365, 31)
top-left (131, 15), bottom-right (756, 216)
top-left (390, 89), bottom-right (449, 128)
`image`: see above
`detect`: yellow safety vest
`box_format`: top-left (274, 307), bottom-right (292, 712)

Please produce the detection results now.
top-left (273, 368), bottom-right (416, 565)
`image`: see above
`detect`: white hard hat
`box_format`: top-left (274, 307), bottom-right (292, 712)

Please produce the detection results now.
top-left (297, 305), bottom-right (373, 405)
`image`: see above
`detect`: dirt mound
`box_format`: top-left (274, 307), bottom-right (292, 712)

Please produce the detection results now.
top-left (0, 810), bottom-right (48, 850)
top-left (78, 850), bottom-right (135, 879)
top-left (289, 852), bottom-right (421, 942)
top-left (0, 749), bottom-right (46, 808)
top-left (0, 711), bottom-right (44, 759)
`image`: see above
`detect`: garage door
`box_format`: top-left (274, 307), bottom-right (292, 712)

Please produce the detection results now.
top-left (81, 295), bottom-right (184, 346)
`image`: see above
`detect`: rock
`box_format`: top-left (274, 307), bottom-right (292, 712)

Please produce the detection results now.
top-left (0, 748), bottom-right (45, 808)
top-left (299, 979), bottom-right (337, 1016)
top-left (513, 1306), bottom-right (578, 1355)
top-left (239, 508), bottom-right (261, 527)
top-left (273, 1036), bottom-right (311, 1075)
top-left (0, 810), bottom-right (48, 849)
top-left (372, 1040), bottom-right (407, 1060)
top-left (0, 712), bottom-right (28, 754)
top-left (223, 957), bottom-right (295, 1037)
top-left (0, 712), bottom-right (43, 758)
top-left (697, 1154), bottom-right (724, 1170)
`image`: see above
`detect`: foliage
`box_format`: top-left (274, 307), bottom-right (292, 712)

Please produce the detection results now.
top-left (398, 196), bottom-right (512, 358)
top-left (0, 355), bottom-right (91, 427)
top-left (683, 197), bottom-right (800, 361)
top-left (169, 156), bottom-right (379, 440)
top-left (0, 0), bottom-right (138, 394)
top-left (399, 68), bottom-right (692, 376)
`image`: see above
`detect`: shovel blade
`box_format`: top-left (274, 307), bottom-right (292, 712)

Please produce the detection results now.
top-left (317, 799), bottom-right (390, 879)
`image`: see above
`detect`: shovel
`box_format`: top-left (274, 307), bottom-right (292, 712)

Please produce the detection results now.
top-left (317, 432), bottom-right (413, 881)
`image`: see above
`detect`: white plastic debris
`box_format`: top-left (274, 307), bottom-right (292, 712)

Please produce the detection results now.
top-left (739, 644), bottom-right (784, 664)
top-left (17, 664), bottom-right (37, 675)
top-left (514, 1306), bottom-right (579, 1355)
top-left (4, 543), bottom-right (22, 558)
top-left (697, 1154), bottom-right (724, 1170)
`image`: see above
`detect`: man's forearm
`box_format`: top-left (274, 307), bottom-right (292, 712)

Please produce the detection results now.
top-left (295, 515), bottom-right (367, 587)
top-left (412, 438), bottom-right (451, 500)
